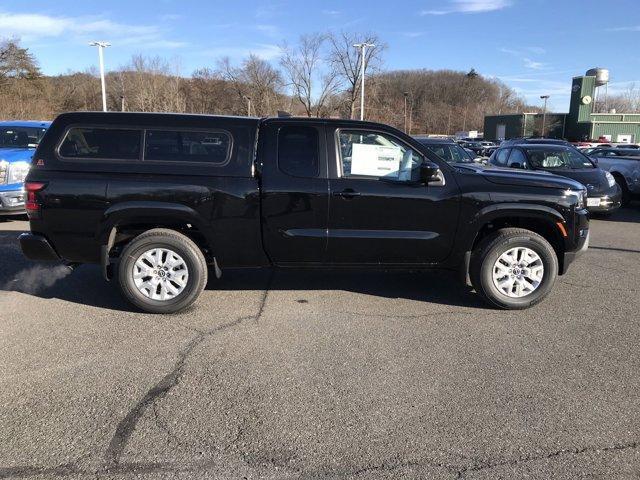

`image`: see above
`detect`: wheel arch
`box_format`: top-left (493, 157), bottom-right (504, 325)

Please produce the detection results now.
top-left (97, 201), bottom-right (215, 279)
top-left (460, 204), bottom-right (568, 283)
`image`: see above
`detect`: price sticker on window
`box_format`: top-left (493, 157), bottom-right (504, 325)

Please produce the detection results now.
top-left (350, 143), bottom-right (402, 177)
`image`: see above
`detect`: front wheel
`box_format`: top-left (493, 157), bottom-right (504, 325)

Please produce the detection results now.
top-left (117, 229), bottom-right (208, 314)
top-left (470, 228), bottom-right (558, 309)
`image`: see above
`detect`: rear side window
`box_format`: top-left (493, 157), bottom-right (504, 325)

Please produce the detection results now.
top-left (493, 148), bottom-right (512, 166)
top-left (144, 130), bottom-right (231, 164)
top-left (59, 127), bottom-right (141, 160)
top-left (507, 148), bottom-right (527, 167)
top-left (277, 126), bottom-right (319, 178)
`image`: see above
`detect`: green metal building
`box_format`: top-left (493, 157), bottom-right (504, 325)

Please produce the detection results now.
top-left (484, 73), bottom-right (640, 142)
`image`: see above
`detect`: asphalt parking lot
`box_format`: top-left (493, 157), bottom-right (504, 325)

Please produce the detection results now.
top-left (1, 208), bottom-right (640, 479)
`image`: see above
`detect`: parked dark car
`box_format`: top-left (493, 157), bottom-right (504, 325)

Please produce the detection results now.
top-left (414, 137), bottom-right (478, 164)
top-left (458, 140), bottom-right (486, 156)
top-left (500, 138), bottom-right (574, 148)
top-left (21, 112), bottom-right (589, 313)
top-left (489, 144), bottom-right (621, 213)
top-left (583, 147), bottom-right (640, 158)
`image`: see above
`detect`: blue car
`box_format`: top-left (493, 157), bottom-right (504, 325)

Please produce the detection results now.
top-left (0, 121), bottom-right (51, 215)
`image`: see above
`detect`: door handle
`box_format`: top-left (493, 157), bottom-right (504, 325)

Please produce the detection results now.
top-left (333, 189), bottom-right (361, 198)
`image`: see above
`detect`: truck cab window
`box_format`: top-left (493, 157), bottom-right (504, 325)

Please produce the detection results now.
top-left (338, 130), bottom-right (422, 181)
top-left (144, 130), bottom-right (230, 164)
top-left (277, 126), bottom-right (319, 178)
top-left (59, 127), bottom-right (141, 160)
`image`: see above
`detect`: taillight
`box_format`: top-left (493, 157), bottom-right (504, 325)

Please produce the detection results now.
top-left (25, 182), bottom-right (46, 218)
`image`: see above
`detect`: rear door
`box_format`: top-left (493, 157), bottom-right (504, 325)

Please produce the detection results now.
top-left (325, 125), bottom-right (460, 265)
top-left (259, 120), bottom-right (329, 265)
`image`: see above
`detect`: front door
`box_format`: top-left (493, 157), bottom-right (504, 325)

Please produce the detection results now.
top-left (259, 120), bottom-right (329, 265)
top-left (326, 126), bottom-right (460, 265)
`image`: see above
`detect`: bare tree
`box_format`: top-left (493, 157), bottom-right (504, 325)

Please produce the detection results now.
top-left (217, 55), bottom-right (285, 116)
top-left (280, 33), bottom-right (340, 117)
top-left (328, 32), bottom-right (384, 119)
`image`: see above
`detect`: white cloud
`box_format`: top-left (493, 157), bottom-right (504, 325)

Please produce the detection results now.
top-left (500, 47), bottom-right (547, 70)
top-left (322, 10), bottom-right (341, 15)
top-left (421, 0), bottom-right (512, 15)
top-left (0, 11), bottom-right (185, 47)
top-left (523, 58), bottom-right (545, 70)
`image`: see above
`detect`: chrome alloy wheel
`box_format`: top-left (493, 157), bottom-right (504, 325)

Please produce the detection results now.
top-left (132, 248), bottom-right (189, 301)
top-left (491, 247), bottom-right (544, 298)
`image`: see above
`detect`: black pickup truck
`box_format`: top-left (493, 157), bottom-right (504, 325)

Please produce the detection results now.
top-left (20, 112), bottom-right (590, 313)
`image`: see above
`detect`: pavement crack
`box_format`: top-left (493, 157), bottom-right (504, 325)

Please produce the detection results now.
top-left (102, 275), bottom-right (273, 470)
top-left (456, 440), bottom-right (640, 477)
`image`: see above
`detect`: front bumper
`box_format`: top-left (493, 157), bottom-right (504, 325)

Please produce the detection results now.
top-left (586, 185), bottom-right (622, 213)
top-left (561, 209), bottom-right (589, 275)
top-left (19, 233), bottom-right (60, 261)
top-left (0, 189), bottom-right (25, 214)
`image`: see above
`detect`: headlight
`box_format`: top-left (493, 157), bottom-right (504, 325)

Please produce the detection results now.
top-left (7, 161), bottom-right (30, 185)
top-left (0, 160), bottom-right (7, 184)
top-left (566, 189), bottom-right (586, 210)
top-left (605, 171), bottom-right (616, 188)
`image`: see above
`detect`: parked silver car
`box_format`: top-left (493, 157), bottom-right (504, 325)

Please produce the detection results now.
top-left (588, 151), bottom-right (640, 206)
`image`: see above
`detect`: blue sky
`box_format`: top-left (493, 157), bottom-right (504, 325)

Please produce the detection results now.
top-left (2, 0), bottom-right (640, 111)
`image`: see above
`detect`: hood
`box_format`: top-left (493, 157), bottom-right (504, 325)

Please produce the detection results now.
top-left (456, 163), bottom-right (585, 191)
top-left (539, 167), bottom-right (610, 193)
top-left (0, 147), bottom-right (36, 163)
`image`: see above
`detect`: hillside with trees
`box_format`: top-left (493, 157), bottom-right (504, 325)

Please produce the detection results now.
top-left (2, 36), bottom-right (537, 134)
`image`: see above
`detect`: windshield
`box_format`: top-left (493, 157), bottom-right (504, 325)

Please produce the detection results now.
top-left (525, 147), bottom-right (595, 170)
top-left (421, 143), bottom-right (475, 164)
top-left (0, 127), bottom-right (47, 148)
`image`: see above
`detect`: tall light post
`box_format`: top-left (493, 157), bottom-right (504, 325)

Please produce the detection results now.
top-left (244, 96), bottom-right (252, 116)
top-left (540, 95), bottom-right (550, 138)
top-left (353, 42), bottom-right (375, 121)
top-left (90, 41), bottom-right (110, 112)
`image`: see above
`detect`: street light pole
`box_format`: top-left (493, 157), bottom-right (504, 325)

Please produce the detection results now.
top-left (353, 42), bottom-right (375, 121)
top-left (245, 96), bottom-right (252, 116)
top-left (90, 41), bottom-right (110, 112)
top-left (540, 95), bottom-right (550, 138)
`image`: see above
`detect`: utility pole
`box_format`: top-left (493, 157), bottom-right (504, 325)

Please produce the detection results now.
top-left (90, 41), bottom-right (110, 112)
top-left (353, 42), bottom-right (375, 121)
top-left (245, 96), bottom-right (252, 116)
top-left (540, 95), bottom-right (550, 137)
top-left (403, 92), bottom-right (409, 133)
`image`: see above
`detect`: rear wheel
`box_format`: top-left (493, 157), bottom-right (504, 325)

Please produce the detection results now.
top-left (117, 229), bottom-right (207, 314)
top-left (470, 228), bottom-right (558, 309)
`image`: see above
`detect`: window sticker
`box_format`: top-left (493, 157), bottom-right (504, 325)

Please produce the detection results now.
top-left (350, 143), bottom-right (403, 177)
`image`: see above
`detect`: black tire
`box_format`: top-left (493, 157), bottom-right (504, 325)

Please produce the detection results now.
top-left (470, 228), bottom-right (558, 310)
top-left (612, 173), bottom-right (631, 207)
top-left (117, 228), bottom-right (207, 314)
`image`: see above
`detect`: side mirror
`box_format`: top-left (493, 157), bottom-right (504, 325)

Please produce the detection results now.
top-left (420, 162), bottom-right (441, 184)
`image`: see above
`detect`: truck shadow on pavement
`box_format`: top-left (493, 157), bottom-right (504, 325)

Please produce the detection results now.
top-left (1, 231), bottom-right (485, 312)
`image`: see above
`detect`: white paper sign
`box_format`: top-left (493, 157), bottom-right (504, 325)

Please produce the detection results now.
top-left (350, 143), bottom-right (403, 177)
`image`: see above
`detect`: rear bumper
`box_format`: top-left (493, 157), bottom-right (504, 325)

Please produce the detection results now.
top-left (19, 233), bottom-right (60, 261)
top-left (0, 189), bottom-right (25, 214)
